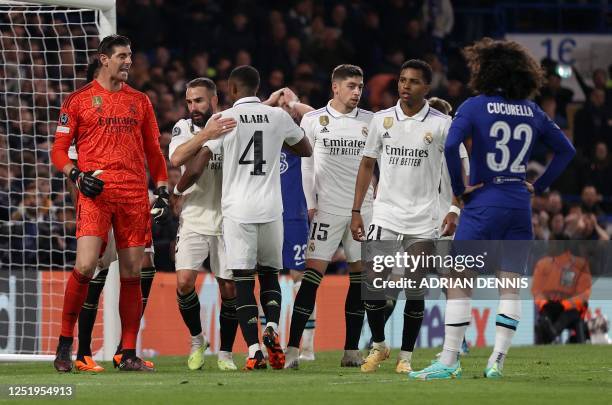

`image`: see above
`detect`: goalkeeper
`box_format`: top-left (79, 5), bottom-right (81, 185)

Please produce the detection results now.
top-left (50, 35), bottom-right (168, 372)
top-left (60, 59), bottom-right (157, 373)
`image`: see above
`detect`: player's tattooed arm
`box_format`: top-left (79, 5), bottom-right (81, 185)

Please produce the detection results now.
top-left (170, 115), bottom-right (236, 167)
top-left (175, 147), bottom-right (212, 194)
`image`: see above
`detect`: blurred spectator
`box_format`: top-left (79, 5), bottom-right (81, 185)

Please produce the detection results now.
top-left (580, 185), bottom-right (604, 217)
top-left (549, 213), bottom-right (568, 240)
top-left (573, 88), bottom-right (611, 154)
top-left (437, 73), bottom-right (469, 112)
top-left (215, 12), bottom-right (257, 56)
top-left (422, 0), bottom-right (454, 57)
top-left (538, 71), bottom-right (574, 119)
top-left (403, 18), bottom-right (435, 60)
top-left (587, 142), bottom-right (612, 199)
top-left (424, 53), bottom-right (448, 97)
top-left (574, 67), bottom-right (612, 107)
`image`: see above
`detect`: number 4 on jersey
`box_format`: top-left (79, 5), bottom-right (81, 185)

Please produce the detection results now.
top-left (239, 130), bottom-right (266, 175)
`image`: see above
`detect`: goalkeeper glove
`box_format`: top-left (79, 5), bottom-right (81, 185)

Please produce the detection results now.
top-left (150, 186), bottom-right (170, 224)
top-left (69, 167), bottom-right (104, 198)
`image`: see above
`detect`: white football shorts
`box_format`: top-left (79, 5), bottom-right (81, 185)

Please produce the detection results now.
top-left (306, 209), bottom-right (372, 263)
top-left (223, 217), bottom-right (283, 270)
top-left (175, 226), bottom-right (231, 280)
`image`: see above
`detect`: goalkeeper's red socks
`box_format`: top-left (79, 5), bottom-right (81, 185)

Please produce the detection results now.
top-left (60, 268), bottom-right (92, 338)
top-left (119, 276), bottom-right (143, 351)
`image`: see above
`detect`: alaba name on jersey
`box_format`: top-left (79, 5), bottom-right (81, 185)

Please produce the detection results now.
top-left (301, 101), bottom-right (374, 216)
top-left (169, 118), bottom-right (223, 235)
top-left (204, 97), bottom-right (304, 223)
top-left (363, 100), bottom-right (451, 235)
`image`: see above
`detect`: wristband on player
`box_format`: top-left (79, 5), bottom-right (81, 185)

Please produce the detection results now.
top-left (173, 185), bottom-right (183, 196)
top-left (448, 205), bottom-right (461, 216)
top-left (287, 100), bottom-right (298, 109)
top-left (351, 209), bottom-right (361, 214)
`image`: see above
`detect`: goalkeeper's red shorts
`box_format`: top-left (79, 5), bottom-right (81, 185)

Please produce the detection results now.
top-left (76, 195), bottom-right (152, 250)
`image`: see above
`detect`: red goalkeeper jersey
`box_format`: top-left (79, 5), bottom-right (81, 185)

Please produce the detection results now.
top-left (51, 80), bottom-right (168, 202)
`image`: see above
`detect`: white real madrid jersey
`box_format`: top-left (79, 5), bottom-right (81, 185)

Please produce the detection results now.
top-left (204, 97), bottom-right (304, 223)
top-left (169, 118), bottom-right (223, 235)
top-left (363, 101), bottom-right (451, 234)
top-left (300, 101), bottom-right (374, 216)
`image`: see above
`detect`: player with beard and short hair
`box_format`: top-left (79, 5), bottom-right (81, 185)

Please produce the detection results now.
top-left (168, 77), bottom-right (238, 371)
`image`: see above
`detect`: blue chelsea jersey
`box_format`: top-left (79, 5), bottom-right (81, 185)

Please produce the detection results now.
top-left (444, 95), bottom-right (575, 209)
top-left (280, 148), bottom-right (308, 221)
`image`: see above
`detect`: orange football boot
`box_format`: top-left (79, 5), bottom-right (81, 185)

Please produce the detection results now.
top-left (262, 326), bottom-right (285, 369)
top-left (243, 350), bottom-right (267, 371)
top-left (114, 353), bottom-right (155, 369)
top-left (74, 356), bottom-right (104, 372)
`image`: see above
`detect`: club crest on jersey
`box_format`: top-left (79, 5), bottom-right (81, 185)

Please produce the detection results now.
top-left (59, 113), bottom-right (69, 125)
top-left (129, 103), bottom-right (137, 115)
top-left (280, 152), bottom-right (288, 174)
top-left (92, 96), bottom-right (102, 108)
top-left (423, 132), bottom-right (433, 145)
top-left (362, 126), bottom-right (368, 137)
top-left (383, 117), bottom-right (393, 129)
top-left (172, 126), bottom-right (181, 136)
top-left (319, 115), bottom-right (329, 127)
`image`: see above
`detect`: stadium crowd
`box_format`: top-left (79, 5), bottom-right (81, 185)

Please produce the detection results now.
top-left (0, 0), bottom-right (610, 271)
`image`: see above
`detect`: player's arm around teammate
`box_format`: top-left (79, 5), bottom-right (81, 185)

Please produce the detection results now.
top-left (169, 78), bottom-right (241, 371)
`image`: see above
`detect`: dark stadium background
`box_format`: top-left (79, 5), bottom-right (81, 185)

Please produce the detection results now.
top-left (1, 0), bottom-right (610, 273)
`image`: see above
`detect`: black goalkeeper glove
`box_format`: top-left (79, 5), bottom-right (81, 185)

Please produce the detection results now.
top-left (69, 167), bottom-right (104, 198)
top-left (150, 186), bottom-right (170, 224)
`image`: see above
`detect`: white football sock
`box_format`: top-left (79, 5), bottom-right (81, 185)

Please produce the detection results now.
top-left (398, 351), bottom-right (412, 362)
top-left (266, 322), bottom-right (279, 333)
top-left (248, 343), bottom-right (260, 358)
top-left (488, 293), bottom-right (521, 369)
top-left (372, 341), bottom-right (387, 350)
top-left (218, 351), bottom-right (232, 361)
top-left (440, 298), bottom-right (471, 366)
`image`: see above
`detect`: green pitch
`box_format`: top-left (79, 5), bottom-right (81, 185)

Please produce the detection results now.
top-left (1, 346), bottom-right (611, 405)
